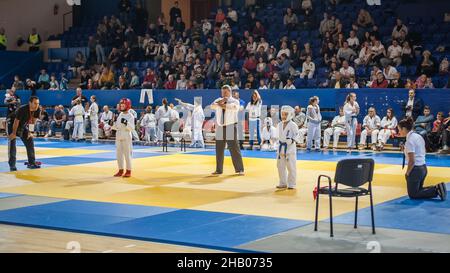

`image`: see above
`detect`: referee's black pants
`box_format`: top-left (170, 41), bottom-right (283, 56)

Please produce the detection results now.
top-left (6, 119), bottom-right (36, 168)
top-left (406, 165), bottom-right (438, 199)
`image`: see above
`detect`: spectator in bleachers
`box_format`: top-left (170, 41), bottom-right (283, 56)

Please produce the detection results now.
top-left (383, 64), bottom-right (398, 81)
top-left (79, 69), bottom-right (90, 89)
top-left (414, 106), bottom-right (434, 138)
top-left (207, 52), bottom-right (225, 79)
top-left (356, 9), bottom-right (374, 29)
top-left (384, 39), bottom-right (403, 67)
top-left (215, 8), bottom-right (226, 27)
top-left (345, 76), bottom-right (359, 89)
top-left (164, 74), bottom-right (176, 89)
top-left (277, 54), bottom-right (291, 80)
top-left (283, 8), bottom-right (298, 32)
top-left (301, 0), bottom-right (313, 13)
top-left (439, 57), bottom-right (449, 75)
top-left (329, 71), bottom-right (345, 88)
top-left (300, 56), bottom-right (315, 79)
top-left (347, 30), bottom-right (360, 50)
top-left (438, 112), bottom-right (450, 153)
top-left (98, 67), bottom-right (115, 90)
top-left (354, 41), bottom-right (371, 66)
top-left (108, 47), bottom-right (122, 69)
top-left (336, 41), bottom-right (356, 63)
top-left (117, 75), bottom-right (129, 90)
top-left (428, 112), bottom-right (446, 152)
top-left (323, 42), bottom-right (337, 66)
top-left (253, 21), bottom-right (266, 40)
top-left (392, 18), bottom-right (408, 41)
top-left (0, 27), bottom-right (7, 50)
top-left (227, 7), bottom-right (238, 26)
top-left (339, 60), bottom-right (355, 81)
top-left (169, 1), bottom-right (182, 28)
top-left (369, 39), bottom-right (385, 66)
top-left (417, 50), bottom-right (438, 77)
top-left (25, 79), bottom-right (37, 96)
top-left (388, 72), bottom-right (405, 88)
top-left (246, 35), bottom-right (257, 54)
top-left (202, 19), bottom-right (212, 36)
top-left (268, 72), bottom-right (284, 89)
top-left (415, 74), bottom-right (428, 89)
top-left (371, 71), bottom-right (388, 88)
top-left (71, 51), bottom-right (86, 78)
top-left (60, 73), bottom-right (68, 91)
top-left (292, 105), bottom-right (307, 147)
top-left (48, 74), bottom-right (59, 90)
top-left (319, 13), bottom-right (333, 36)
top-left (283, 78), bottom-right (296, 89)
top-left (12, 75), bottom-right (24, 90)
top-left (27, 28), bottom-right (41, 52)
top-left (157, 13), bottom-right (167, 33)
top-left (176, 74), bottom-right (188, 90)
top-left (423, 77), bottom-right (435, 89)
top-left (299, 42), bottom-right (313, 64)
top-left (38, 69), bottom-right (50, 89)
top-left (258, 79), bottom-right (268, 89)
top-left (129, 70), bottom-right (140, 88)
top-left (243, 53), bottom-right (257, 76)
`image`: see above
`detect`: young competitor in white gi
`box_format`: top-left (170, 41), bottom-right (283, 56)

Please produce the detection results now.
top-left (276, 106), bottom-right (299, 190)
top-left (323, 107), bottom-right (346, 150)
top-left (261, 117), bottom-right (278, 152)
top-left (128, 108), bottom-right (140, 141)
top-left (306, 96), bottom-right (322, 151)
top-left (112, 98), bottom-right (134, 178)
top-left (99, 105), bottom-right (113, 138)
top-left (140, 106), bottom-right (157, 143)
top-left (155, 98), bottom-right (171, 142)
top-left (88, 95), bottom-right (99, 142)
top-left (245, 90), bottom-right (262, 150)
top-left (69, 99), bottom-right (85, 141)
top-left (175, 97), bottom-right (205, 148)
top-left (377, 107), bottom-right (398, 151)
top-left (343, 92), bottom-right (360, 153)
top-left (359, 107), bottom-right (381, 151)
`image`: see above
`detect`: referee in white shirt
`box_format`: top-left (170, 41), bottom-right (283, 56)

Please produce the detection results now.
top-left (211, 85), bottom-right (244, 175)
top-left (398, 118), bottom-right (446, 200)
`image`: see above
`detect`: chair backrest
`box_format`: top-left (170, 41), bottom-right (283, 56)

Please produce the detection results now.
top-left (334, 159), bottom-right (375, 188)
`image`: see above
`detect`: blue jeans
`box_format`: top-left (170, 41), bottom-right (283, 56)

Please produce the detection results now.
top-left (248, 119), bottom-right (261, 147)
top-left (50, 120), bottom-right (66, 136)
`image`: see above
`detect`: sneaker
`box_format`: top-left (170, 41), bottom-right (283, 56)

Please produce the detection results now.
top-left (123, 170), bottom-right (131, 178)
top-left (211, 171), bottom-right (222, 175)
top-left (114, 170), bottom-right (124, 177)
top-left (437, 183), bottom-right (447, 201)
top-left (276, 185), bottom-right (287, 189)
top-left (27, 164), bottom-right (41, 169)
top-left (235, 171), bottom-right (245, 176)
top-left (287, 187), bottom-right (296, 190)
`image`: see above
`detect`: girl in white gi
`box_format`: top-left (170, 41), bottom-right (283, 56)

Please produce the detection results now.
top-left (359, 107), bottom-right (381, 151)
top-left (155, 98), bottom-right (171, 142)
top-left (261, 117), bottom-right (278, 152)
top-left (99, 105), bottom-right (113, 138)
top-left (175, 97), bottom-right (205, 148)
top-left (306, 96), bottom-right (322, 151)
top-left (276, 106), bottom-right (299, 190)
top-left (112, 98), bottom-right (135, 178)
top-left (246, 90), bottom-right (262, 150)
top-left (343, 92), bottom-right (360, 153)
top-left (140, 106), bottom-right (157, 143)
top-left (323, 107), bottom-right (346, 150)
top-left (89, 95), bottom-right (99, 142)
top-left (377, 108), bottom-right (398, 151)
top-left (69, 99), bottom-right (85, 141)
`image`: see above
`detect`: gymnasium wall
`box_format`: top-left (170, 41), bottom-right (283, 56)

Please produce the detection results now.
top-left (1, 89), bottom-right (449, 122)
top-left (0, 0), bottom-right (73, 51)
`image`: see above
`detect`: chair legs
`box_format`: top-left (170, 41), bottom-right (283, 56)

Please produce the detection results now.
top-left (354, 196), bottom-right (359, 229)
top-left (369, 191), bottom-right (376, 235)
top-left (329, 193), bottom-right (333, 237)
top-left (314, 190), bottom-right (320, 231)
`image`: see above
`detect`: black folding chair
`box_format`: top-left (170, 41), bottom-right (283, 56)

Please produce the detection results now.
top-left (314, 158), bottom-right (376, 237)
top-left (162, 120), bottom-right (186, 152)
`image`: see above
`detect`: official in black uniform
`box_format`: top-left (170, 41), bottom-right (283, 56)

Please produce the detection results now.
top-left (7, 96), bottom-right (41, 171)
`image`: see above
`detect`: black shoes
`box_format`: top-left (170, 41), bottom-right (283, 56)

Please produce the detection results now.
top-left (10, 167), bottom-right (17, 172)
top-left (437, 183), bottom-right (447, 201)
top-left (27, 164), bottom-right (41, 169)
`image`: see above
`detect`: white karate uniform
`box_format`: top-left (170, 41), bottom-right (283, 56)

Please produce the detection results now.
top-left (246, 101), bottom-right (262, 144)
top-left (306, 104), bottom-right (322, 149)
top-left (277, 120), bottom-right (299, 188)
top-left (261, 117), bottom-right (278, 151)
top-left (155, 106), bottom-right (171, 141)
top-left (89, 102), bottom-right (99, 141)
top-left (344, 102), bottom-right (359, 148)
top-left (378, 116), bottom-right (398, 145)
top-left (113, 111), bottom-right (135, 170)
top-left (100, 111), bottom-right (113, 138)
top-left (181, 103), bottom-right (205, 147)
top-left (323, 115), bottom-right (346, 148)
top-left (360, 114), bottom-right (381, 145)
top-left (140, 113), bottom-right (157, 143)
top-left (129, 109), bottom-right (140, 141)
top-left (70, 104), bottom-right (85, 140)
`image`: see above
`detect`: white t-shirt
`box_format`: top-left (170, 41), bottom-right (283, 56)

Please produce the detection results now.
top-left (405, 131), bottom-right (426, 166)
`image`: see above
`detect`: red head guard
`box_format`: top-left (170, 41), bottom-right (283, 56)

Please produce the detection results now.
top-left (119, 98), bottom-right (132, 112)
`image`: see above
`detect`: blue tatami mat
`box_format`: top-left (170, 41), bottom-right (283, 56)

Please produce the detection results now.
top-left (0, 199), bottom-right (310, 251)
top-left (331, 186), bottom-right (450, 235)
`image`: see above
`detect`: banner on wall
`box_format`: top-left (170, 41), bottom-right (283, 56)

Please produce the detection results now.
top-left (139, 89), bottom-right (154, 104)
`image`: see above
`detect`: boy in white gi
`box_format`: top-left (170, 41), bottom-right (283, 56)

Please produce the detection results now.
top-left (276, 106), bottom-right (299, 190)
top-left (69, 99), bottom-right (85, 141)
top-left (323, 107), bottom-right (346, 150)
top-left (359, 107), bottom-right (381, 151)
top-left (306, 96), bottom-right (322, 151)
top-left (261, 117), bottom-right (278, 152)
top-left (175, 97), bottom-right (205, 148)
top-left (112, 98), bottom-right (135, 178)
top-left (140, 106), bottom-right (157, 144)
top-left (89, 95), bottom-right (99, 142)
